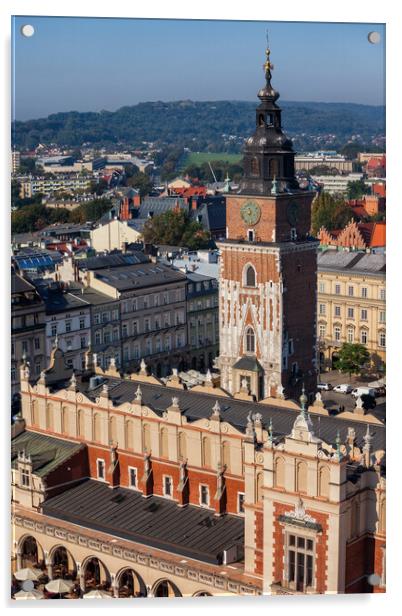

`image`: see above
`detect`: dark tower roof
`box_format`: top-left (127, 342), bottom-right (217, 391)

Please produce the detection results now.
top-left (239, 47), bottom-right (299, 195)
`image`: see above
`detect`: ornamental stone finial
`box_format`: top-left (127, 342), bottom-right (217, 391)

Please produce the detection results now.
top-left (135, 385), bottom-right (142, 401)
top-left (212, 400), bottom-right (221, 418)
top-left (171, 396), bottom-right (179, 408)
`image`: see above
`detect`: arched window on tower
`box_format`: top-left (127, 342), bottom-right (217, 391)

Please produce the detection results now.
top-left (269, 158), bottom-right (279, 178)
top-left (245, 327), bottom-right (255, 354)
top-left (245, 265), bottom-right (256, 287)
top-left (251, 157), bottom-right (259, 176)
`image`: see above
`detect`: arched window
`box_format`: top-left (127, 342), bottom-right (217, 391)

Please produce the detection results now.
top-left (296, 461), bottom-right (307, 494)
top-left (61, 406), bottom-right (69, 434)
top-left (77, 409), bottom-right (85, 437)
top-left (222, 441), bottom-right (231, 472)
top-left (143, 424), bottom-right (151, 453)
top-left (251, 157), bottom-right (259, 176)
top-left (245, 265), bottom-right (256, 287)
top-left (256, 472), bottom-right (264, 502)
top-left (46, 403), bottom-right (53, 430)
top-left (31, 400), bottom-right (39, 426)
top-left (274, 456), bottom-right (285, 488)
top-left (109, 416), bottom-right (117, 444)
top-left (245, 327), bottom-right (255, 353)
top-left (202, 436), bottom-right (211, 468)
top-left (160, 427), bottom-right (168, 458)
top-left (269, 159), bottom-right (279, 177)
top-left (318, 465), bottom-right (330, 498)
top-left (178, 432), bottom-right (187, 460)
top-left (126, 420), bottom-right (134, 450)
top-left (93, 413), bottom-right (101, 442)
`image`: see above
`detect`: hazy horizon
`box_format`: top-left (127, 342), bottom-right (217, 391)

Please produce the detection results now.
top-left (12, 17), bottom-right (385, 121)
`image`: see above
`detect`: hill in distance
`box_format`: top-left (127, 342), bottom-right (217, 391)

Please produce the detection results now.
top-left (12, 99), bottom-right (385, 151)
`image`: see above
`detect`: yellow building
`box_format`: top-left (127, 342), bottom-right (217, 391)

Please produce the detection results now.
top-left (317, 251), bottom-right (386, 370)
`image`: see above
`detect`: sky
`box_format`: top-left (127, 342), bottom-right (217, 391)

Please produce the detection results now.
top-left (12, 17), bottom-right (385, 121)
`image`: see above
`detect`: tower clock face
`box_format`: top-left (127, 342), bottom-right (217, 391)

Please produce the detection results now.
top-left (286, 202), bottom-right (299, 226)
top-left (240, 201), bottom-right (261, 226)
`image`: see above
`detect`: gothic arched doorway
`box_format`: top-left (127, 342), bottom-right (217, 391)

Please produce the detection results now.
top-left (50, 545), bottom-right (77, 580)
top-left (116, 568), bottom-right (147, 598)
top-left (82, 557), bottom-right (111, 592)
top-left (153, 579), bottom-right (182, 597)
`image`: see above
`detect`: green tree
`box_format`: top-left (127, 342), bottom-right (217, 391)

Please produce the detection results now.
top-left (334, 343), bottom-right (370, 379)
top-left (142, 210), bottom-right (210, 249)
top-left (347, 179), bottom-right (371, 200)
top-left (126, 172), bottom-right (153, 197)
top-left (311, 191), bottom-right (352, 236)
top-left (69, 198), bottom-right (112, 223)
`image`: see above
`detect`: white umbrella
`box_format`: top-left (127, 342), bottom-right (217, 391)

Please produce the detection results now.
top-left (45, 578), bottom-right (74, 594)
top-left (83, 589), bottom-right (113, 599)
top-left (14, 568), bottom-right (43, 582)
top-left (14, 589), bottom-right (44, 600)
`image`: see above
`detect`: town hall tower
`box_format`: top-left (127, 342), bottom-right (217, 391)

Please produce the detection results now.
top-left (217, 47), bottom-right (318, 400)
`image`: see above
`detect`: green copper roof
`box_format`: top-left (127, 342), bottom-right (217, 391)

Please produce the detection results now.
top-left (11, 430), bottom-right (83, 478)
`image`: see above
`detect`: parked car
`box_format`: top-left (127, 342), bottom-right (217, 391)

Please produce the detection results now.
top-left (333, 384), bottom-right (353, 394)
top-left (351, 387), bottom-right (376, 398)
top-left (317, 383), bottom-right (333, 391)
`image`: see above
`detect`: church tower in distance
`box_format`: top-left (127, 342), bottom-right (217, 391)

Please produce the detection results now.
top-left (217, 46), bottom-right (318, 401)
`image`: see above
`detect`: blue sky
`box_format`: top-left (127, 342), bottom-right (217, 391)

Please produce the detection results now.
top-left (12, 17), bottom-right (385, 121)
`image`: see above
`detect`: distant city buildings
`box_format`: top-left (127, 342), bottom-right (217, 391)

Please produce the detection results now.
top-left (295, 151), bottom-right (353, 173)
top-left (317, 251), bottom-right (386, 371)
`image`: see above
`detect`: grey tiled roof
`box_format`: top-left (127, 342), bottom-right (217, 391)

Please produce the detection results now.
top-left (92, 262), bottom-right (186, 291)
top-left (11, 431), bottom-right (83, 478)
top-left (42, 478), bottom-right (244, 565)
top-left (73, 377), bottom-right (385, 452)
top-left (76, 252), bottom-right (148, 271)
top-left (317, 251), bottom-right (386, 275)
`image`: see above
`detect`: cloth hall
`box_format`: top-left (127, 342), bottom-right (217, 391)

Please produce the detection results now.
top-left (11, 47), bottom-right (386, 598)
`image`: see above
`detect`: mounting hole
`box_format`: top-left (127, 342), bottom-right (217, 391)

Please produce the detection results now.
top-left (21, 24), bottom-right (35, 38)
top-left (367, 573), bottom-right (381, 586)
top-left (368, 31), bottom-right (380, 44)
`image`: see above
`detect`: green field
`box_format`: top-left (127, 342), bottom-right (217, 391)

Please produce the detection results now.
top-left (180, 151), bottom-right (242, 168)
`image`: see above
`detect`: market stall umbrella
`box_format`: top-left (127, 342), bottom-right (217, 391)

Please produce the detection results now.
top-left (45, 579), bottom-right (74, 594)
top-left (14, 568), bottom-right (42, 582)
top-left (14, 589), bottom-right (44, 600)
top-left (83, 589), bottom-right (113, 599)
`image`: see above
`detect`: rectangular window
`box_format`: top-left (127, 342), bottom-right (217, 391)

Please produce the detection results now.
top-left (319, 304), bottom-right (326, 316)
top-left (379, 332), bottom-right (386, 348)
top-left (319, 324), bottom-right (326, 338)
top-left (144, 318), bottom-right (150, 332)
top-left (238, 492), bottom-right (245, 513)
top-left (379, 288), bottom-right (385, 301)
top-left (334, 326), bottom-right (341, 341)
top-left (102, 312), bottom-right (109, 323)
top-left (123, 347), bottom-right (129, 361)
top-left (143, 296), bottom-right (149, 309)
top-left (133, 320), bottom-right (138, 334)
top-left (112, 309), bottom-right (119, 321)
top-left (154, 294), bottom-right (160, 307)
top-left (94, 313), bottom-right (100, 325)
top-left (361, 309), bottom-right (368, 321)
top-left (348, 286), bottom-right (354, 297)
top-left (163, 292), bottom-right (169, 305)
top-left (379, 311), bottom-right (386, 323)
top-left (80, 336), bottom-right (86, 349)
top-left (122, 323), bottom-right (128, 338)
top-left (286, 533), bottom-right (315, 591)
top-left (146, 339), bottom-right (152, 355)
top-left (361, 330), bottom-right (368, 344)
top-left (79, 317), bottom-right (85, 329)
top-left (97, 459), bottom-right (105, 480)
top-left (34, 337), bottom-right (40, 350)
top-left (347, 308), bottom-right (354, 319)
top-left (155, 316), bottom-right (161, 330)
top-left (104, 331), bottom-right (111, 344)
top-left (51, 324), bottom-right (58, 337)
top-left (112, 328), bottom-right (119, 341)
top-left (132, 298), bottom-right (137, 311)
top-left (361, 287), bottom-right (368, 298)
top-left (200, 484), bottom-right (209, 506)
top-left (133, 346), bottom-right (140, 359)
top-left (21, 469), bottom-right (30, 487)
top-left (128, 467), bottom-right (137, 488)
top-left (95, 332), bottom-right (101, 345)
top-left (319, 282), bottom-right (325, 293)
top-left (65, 320), bottom-right (71, 333)
top-left (22, 340), bottom-right (28, 353)
top-left (334, 306), bottom-right (341, 317)
top-left (164, 476), bottom-right (173, 497)
top-left (335, 284), bottom-right (341, 295)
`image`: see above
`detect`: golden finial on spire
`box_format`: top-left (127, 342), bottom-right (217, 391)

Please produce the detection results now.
top-left (263, 31), bottom-right (274, 82)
